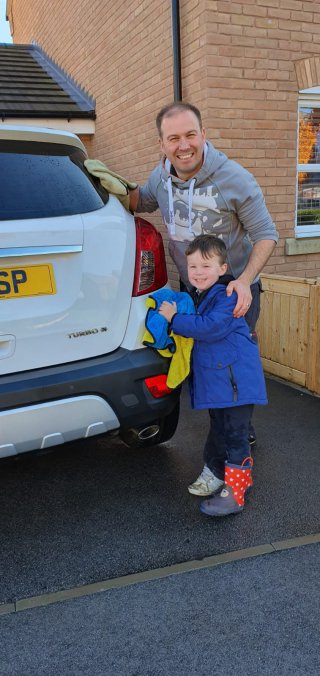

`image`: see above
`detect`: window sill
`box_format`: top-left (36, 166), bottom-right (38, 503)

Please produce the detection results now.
top-left (285, 238), bottom-right (320, 255)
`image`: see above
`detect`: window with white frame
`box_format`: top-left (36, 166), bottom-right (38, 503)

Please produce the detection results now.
top-left (297, 90), bottom-right (320, 237)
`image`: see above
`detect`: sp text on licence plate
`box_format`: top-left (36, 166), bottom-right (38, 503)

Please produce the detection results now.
top-left (0, 264), bottom-right (56, 300)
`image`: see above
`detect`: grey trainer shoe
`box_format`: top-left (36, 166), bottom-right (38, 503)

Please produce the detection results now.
top-left (188, 465), bottom-right (224, 496)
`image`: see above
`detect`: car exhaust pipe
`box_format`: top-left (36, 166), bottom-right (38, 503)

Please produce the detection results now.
top-left (119, 424), bottom-right (161, 448)
top-left (136, 424), bottom-right (160, 440)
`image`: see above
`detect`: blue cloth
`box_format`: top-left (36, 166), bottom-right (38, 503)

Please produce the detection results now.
top-left (143, 289), bottom-right (195, 353)
top-left (171, 283), bottom-right (268, 409)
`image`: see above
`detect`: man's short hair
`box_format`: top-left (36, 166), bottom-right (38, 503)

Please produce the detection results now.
top-left (156, 102), bottom-right (203, 137)
top-left (185, 235), bottom-right (227, 265)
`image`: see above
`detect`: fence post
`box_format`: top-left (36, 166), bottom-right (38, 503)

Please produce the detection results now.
top-left (306, 279), bottom-right (320, 395)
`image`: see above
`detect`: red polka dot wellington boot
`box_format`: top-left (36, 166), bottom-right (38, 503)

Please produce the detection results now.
top-left (200, 457), bottom-right (253, 517)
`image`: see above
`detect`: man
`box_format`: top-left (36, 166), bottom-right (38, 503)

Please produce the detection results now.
top-left (129, 101), bottom-right (278, 329)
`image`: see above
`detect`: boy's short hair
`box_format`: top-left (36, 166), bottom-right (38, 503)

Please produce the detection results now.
top-left (185, 235), bottom-right (227, 265)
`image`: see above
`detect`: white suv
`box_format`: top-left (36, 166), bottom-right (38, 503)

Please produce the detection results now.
top-left (0, 125), bottom-right (180, 458)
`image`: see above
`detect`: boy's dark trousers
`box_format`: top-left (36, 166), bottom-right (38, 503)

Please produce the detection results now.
top-left (203, 404), bottom-right (254, 480)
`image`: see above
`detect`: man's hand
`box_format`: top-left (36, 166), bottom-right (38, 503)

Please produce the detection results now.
top-left (159, 301), bottom-right (177, 322)
top-left (84, 159), bottom-right (137, 211)
top-left (226, 279), bottom-right (252, 318)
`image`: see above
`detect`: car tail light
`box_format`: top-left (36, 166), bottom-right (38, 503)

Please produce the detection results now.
top-left (132, 217), bottom-right (168, 296)
top-left (144, 374), bottom-right (172, 398)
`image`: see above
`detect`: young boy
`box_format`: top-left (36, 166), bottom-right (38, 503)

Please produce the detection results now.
top-left (159, 234), bottom-right (267, 516)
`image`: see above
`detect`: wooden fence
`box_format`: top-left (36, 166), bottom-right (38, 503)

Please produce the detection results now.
top-left (257, 274), bottom-right (320, 396)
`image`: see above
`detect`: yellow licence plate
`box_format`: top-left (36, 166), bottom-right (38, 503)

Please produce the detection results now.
top-left (0, 264), bottom-right (56, 300)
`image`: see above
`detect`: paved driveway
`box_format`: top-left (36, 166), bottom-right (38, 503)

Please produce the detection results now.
top-left (0, 377), bottom-right (319, 605)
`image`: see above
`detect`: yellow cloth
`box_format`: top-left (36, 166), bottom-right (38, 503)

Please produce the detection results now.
top-left (143, 297), bottom-right (194, 389)
top-left (84, 159), bottom-right (137, 211)
top-left (166, 332), bottom-right (193, 389)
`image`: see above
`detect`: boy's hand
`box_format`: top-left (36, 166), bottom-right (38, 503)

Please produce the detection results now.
top-left (159, 301), bottom-right (177, 322)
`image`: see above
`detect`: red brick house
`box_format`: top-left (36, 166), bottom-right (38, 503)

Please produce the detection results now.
top-left (4, 0), bottom-right (320, 286)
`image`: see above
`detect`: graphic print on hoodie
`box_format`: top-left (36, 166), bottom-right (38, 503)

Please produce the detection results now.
top-left (163, 183), bottom-right (223, 241)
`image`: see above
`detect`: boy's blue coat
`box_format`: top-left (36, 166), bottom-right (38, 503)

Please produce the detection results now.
top-left (171, 283), bottom-right (268, 409)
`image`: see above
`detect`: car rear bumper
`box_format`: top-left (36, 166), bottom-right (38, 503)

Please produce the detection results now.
top-left (0, 347), bottom-right (180, 455)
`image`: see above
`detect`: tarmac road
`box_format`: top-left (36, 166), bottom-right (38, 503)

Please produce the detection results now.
top-left (1, 542), bottom-right (320, 676)
top-left (1, 376), bottom-right (320, 675)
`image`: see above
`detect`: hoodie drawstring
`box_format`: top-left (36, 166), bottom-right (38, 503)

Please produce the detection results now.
top-left (167, 175), bottom-right (175, 236)
top-left (188, 179), bottom-right (196, 234)
top-left (166, 143), bottom-right (208, 238)
top-left (167, 176), bottom-right (196, 237)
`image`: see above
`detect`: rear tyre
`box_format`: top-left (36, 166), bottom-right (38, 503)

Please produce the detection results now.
top-left (120, 400), bottom-right (180, 449)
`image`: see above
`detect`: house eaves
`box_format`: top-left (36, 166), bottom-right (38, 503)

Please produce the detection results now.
top-left (0, 43), bottom-right (96, 135)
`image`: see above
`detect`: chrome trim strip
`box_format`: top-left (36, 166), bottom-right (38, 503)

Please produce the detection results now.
top-left (0, 245), bottom-right (82, 258)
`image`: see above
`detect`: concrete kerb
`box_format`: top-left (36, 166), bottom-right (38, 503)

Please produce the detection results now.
top-left (1, 532), bottom-right (320, 617)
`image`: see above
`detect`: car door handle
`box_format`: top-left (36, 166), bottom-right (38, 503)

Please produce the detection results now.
top-left (0, 334), bottom-right (16, 359)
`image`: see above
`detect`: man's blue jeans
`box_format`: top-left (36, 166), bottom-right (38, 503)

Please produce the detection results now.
top-left (245, 281), bottom-right (262, 334)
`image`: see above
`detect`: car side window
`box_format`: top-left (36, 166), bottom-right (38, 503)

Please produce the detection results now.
top-left (0, 140), bottom-right (109, 220)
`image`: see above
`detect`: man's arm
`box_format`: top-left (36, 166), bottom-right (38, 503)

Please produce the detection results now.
top-left (226, 239), bottom-right (276, 318)
top-left (226, 169), bottom-right (278, 318)
top-left (129, 186), bottom-right (140, 212)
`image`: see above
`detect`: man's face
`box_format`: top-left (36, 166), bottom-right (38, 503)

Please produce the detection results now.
top-left (159, 110), bottom-right (206, 180)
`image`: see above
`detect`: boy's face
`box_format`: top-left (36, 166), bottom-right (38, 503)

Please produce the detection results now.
top-left (187, 250), bottom-right (227, 290)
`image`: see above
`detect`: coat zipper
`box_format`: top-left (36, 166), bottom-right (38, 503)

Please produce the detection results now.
top-left (228, 365), bottom-right (238, 402)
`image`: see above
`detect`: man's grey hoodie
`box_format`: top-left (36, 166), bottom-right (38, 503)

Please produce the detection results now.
top-left (136, 141), bottom-right (278, 286)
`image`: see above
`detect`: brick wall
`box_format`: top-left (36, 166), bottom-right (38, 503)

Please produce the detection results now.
top-left (8, 0), bottom-right (320, 279)
top-left (194, 0), bottom-right (320, 278)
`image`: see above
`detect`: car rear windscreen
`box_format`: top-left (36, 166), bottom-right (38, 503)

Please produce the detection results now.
top-left (0, 140), bottom-right (108, 220)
